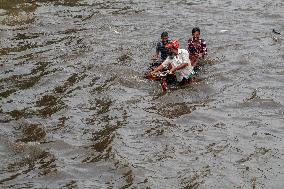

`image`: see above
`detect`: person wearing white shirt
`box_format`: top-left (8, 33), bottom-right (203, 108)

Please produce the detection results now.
top-left (151, 39), bottom-right (195, 85)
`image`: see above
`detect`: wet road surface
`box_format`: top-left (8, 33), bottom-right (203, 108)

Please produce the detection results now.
top-left (0, 0), bottom-right (284, 188)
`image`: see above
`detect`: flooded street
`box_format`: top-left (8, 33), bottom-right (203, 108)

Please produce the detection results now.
top-left (1, 0), bottom-right (284, 188)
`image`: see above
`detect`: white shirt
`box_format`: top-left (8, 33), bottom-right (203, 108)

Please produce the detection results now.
top-left (162, 49), bottom-right (194, 82)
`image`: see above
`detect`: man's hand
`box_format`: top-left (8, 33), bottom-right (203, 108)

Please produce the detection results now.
top-left (150, 70), bottom-right (156, 76)
top-left (197, 53), bottom-right (203, 58)
top-left (190, 54), bottom-right (199, 67)
top-left (152, 54), bottom-right (158, 60)
top-left (169, 68), bottom-right (175, 75)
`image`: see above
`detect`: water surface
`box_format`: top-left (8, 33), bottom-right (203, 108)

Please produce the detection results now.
top-left (0, 0), bottom-right (284, 188)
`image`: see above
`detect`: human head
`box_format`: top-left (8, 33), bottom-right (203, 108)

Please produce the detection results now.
top-left (165, 39), bottom-right (179, 54)
top-left (192, 27), bottom-right (200, 35)
top-left (161, 31), bottom-right (169, 41)
top-left (192, 27), bottom-right (200, 42)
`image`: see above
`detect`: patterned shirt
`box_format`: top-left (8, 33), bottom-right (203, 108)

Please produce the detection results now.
top-left (156, 40), bottom-right (170, 61)
top-left (162, 49), bottom-right (194, 82)
top-left (187, 38), bottom-right (207, 57)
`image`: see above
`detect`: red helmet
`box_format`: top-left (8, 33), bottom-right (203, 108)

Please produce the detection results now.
top-left (165, 39), bottom-right (180, 49)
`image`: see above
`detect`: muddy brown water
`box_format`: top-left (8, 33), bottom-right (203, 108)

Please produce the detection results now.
top-left (0, 0), bottom-right (284, 188)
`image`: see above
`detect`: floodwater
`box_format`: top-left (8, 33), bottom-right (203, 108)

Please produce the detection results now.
top-left (0, 0), bottom-right (283, 188)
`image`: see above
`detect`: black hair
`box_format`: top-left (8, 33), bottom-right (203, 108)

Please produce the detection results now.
top-left (161, 31), bottom-right (168, 38)
top-left (192, 27), bottom-right (200, 34)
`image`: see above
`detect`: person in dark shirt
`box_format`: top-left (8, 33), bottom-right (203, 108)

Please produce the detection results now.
top-left (152, 32), bottom-right (171, 66)
top-left (187, 27), bottom-right (208, 68)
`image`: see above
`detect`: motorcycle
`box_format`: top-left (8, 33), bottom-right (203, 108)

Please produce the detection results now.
top-left (144, 60), bottom-right (176, 92)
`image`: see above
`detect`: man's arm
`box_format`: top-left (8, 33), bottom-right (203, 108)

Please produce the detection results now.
top-left (152, 50), bottom-right (159, 60)
top-left (201, 39), bottom-right (207, 57)
top-left (170, 50), bottom-right (190, 73)
top-left (151, 57), bottom-right (170, 74)
top-left (170, 63), bottom-right (187, 74)
top-left (152, 42), bottom-right (161, 60)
